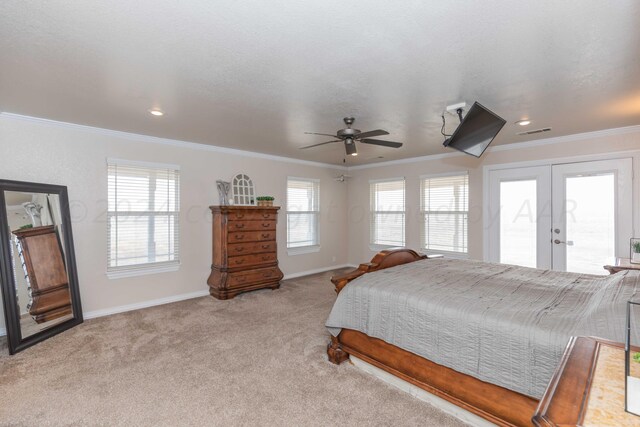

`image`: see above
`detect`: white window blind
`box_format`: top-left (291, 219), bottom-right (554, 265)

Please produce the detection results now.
top-left (421, 173), bottom-right (468, 254)
top-left (287, 178), bottom-right (320, 248)
top-left (107, 159), bottom-right (180, 276)
top-left (370, 178), bottom-right (405, 247)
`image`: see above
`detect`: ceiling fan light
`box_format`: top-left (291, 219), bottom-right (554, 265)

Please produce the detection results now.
top-left (345, 140), bottom-right (357, 156)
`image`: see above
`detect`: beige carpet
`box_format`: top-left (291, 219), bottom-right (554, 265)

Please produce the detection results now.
top-left (0, 269), bottom-right (467, 427)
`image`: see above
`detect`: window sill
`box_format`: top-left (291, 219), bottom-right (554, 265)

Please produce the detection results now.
top-left (369, 244), bottom-right (405, 252)
top-left (287, 245), bottom-right (321, 256)
top-left (421, 250), bottom-right (469, 260)
top-left (107, 262), bottom-right (181, 280)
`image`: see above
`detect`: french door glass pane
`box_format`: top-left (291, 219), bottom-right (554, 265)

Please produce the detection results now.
top-left (500, 180), bottom-right (537, 268)
top-left (565, 173), bottom-right (615, 275)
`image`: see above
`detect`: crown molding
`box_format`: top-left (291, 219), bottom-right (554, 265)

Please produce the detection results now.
top-left (0, 112), bottom-right (347, 171)
top-left (347, 124), bottom-right (640, 171)
top-left (3, 112), bottom-right (639, 172)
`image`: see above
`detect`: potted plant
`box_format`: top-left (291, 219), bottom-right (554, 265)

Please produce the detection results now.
top-left (632, 239), bottom-right (640, 264)
top-left (256, 196), bottom-right (275, 207)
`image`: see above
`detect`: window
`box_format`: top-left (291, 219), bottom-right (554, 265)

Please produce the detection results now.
top-left (107, 159), bottom-right (180, 278)
top-left (370, 178), bottom-right (405, 247)
top-left (286, 178), bottom-right (320, 253)
top-left (421, 172), bottom-right (468, 255)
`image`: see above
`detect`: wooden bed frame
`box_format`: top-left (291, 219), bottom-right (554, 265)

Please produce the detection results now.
top-left (327, 249), bottom-right (539, 427)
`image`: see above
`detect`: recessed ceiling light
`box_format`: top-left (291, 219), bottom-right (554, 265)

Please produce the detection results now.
top-left (149, 109), bottom-right (164, 116)
top-left (515, 119), bottom-right (531, 126)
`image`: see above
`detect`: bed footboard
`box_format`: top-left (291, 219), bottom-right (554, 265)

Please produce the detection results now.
top-left (330, 248), bottom-right (428, 294)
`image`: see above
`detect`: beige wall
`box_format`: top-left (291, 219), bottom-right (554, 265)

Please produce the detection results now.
top-left (346, 129), bottom-right (640, 265)
top-left (1, 113), bottom-right (638, 334)
top-left (0, 115), bottom-right (348, 331)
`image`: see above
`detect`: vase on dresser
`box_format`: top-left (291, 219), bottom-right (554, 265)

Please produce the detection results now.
top-left (207, 206), bottom-right (283, 300)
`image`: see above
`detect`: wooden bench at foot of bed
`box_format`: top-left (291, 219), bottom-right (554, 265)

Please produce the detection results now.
top-left (327, 249), bottom-right (539, 427)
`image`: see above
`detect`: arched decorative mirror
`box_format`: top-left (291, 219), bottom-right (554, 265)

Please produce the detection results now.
top-left (231, 173), bottom-right (255, 206)
top-left (0, 180), bottom-right (83, 354)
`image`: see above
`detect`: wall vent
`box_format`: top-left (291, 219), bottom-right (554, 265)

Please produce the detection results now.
top-left (517, 127), bottom-right (551, 136)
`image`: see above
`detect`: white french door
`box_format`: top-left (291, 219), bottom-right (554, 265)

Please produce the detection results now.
top-left (551, 159), bottom-right (633, 274)
top-left (487, 166), bottom-right (552, 269)
top-left (487, 158), bottom-right (633, 274)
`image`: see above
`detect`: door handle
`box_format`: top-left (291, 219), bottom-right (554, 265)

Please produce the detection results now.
top-left (553, 239), bottom-right (574, 246)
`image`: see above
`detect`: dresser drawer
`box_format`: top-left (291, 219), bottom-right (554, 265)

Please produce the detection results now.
top-left (227, 220), bottom-right (276, 231)
top-left (228, 252), bottom-right (277, 268)
top-left (228, 241), bottom-right (276, 256)
top-left (227, 266), bottom-right (282, 288)
top-left (227, 230), bottom-right (276, 243)
top-left (228, 211), bottom-right (277, 221)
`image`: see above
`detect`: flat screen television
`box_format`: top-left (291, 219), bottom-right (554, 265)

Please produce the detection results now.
top-left (443, 102), bottom-right (506, 158)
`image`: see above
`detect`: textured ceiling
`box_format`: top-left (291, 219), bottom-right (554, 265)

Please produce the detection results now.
top-left (1, 1), bottom-right (639, 166)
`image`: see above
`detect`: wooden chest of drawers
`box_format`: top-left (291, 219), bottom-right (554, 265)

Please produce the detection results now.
top-left (207, 206), bottom-right (283, 300)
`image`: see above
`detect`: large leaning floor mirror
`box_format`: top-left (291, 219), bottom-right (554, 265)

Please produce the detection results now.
top-left (0, 180), bottom-right (83, 354)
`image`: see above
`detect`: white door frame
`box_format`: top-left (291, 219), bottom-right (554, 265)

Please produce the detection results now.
top-left (487, 166), bottom-right (552, 269)
top-left (483, 151), bottom-right (637, 262)
top-left (550, 158), bottom-right (633, 271)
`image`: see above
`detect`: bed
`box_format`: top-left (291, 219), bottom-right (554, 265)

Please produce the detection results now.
top-left (325, 249), bottom-right (640, 427)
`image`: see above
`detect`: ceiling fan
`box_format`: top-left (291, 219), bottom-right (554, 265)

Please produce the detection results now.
top-left (334, 174), bottom-right (352, 182)
top-left (301, 117), bottom-right (402, 156)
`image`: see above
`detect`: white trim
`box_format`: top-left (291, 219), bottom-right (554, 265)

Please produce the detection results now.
top-left (106, 262), bottom-right (180, 280)
top-left (0, 264), bottom-right (357, 335)
top-left (287, 245), bottom-right (321, 256)
top-left (421, 249), bottom-right (469, 260)
top-left (350, 356), bottom-right (495, 427)
top-left (368, 244), bottom-right (404, 252)
top-left (482, 151), bottom-right (639, 262)
top-left (106, 157), bottom-right (180, 171)
top-left (349, 124), bottom-right (640, 171)
top-left (287, 176), bottom-right (320, 183)
top-left (0, 112), bottom-right (347, 171)
top-left (84, 289), bottom-right (209, 320)
top-left (369, 176), bottom-right (405, 184)
top-left (282, 263), bottom-right (354, 280)
top-left (419, 170), bottom-right (469, 180)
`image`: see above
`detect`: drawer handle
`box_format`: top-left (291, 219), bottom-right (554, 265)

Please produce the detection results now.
top-left (237, 214), bottom-right (245, 219)
top-left (236, 276), bottom-right (247, 283)
top-left (261, 244), bottom-right (270, 249)
top-left (235, 247), bottom-right (244, 252)
top-left (262, 222), bottom-right (271, 227)
top-left (235, 259), bottom-right (245, 265)
top-left (262, 214), bottom-right (270, 219)
top-left (263, 272), bottom-right (273, 278)
top-left (261, 233), bottom-right (270, 238)
top-left (235, 234), bottom-right (244, 240)
top-left (235, 223), bottom-right (245, 229)
top-left (262, 255), bottom-right (271, 261)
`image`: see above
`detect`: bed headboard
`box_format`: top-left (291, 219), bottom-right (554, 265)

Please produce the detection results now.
top-left (331, 249), bottom-right (428, 294)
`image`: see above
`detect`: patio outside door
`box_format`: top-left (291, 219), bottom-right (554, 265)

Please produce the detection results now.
top-left (487, 158), bottom-right (633, 274)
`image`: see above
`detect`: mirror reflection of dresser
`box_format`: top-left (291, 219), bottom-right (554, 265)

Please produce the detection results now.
top-left (0, 180), bottom-right (83, 354)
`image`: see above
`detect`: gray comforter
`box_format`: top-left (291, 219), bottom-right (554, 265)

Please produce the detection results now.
top-left (325, 258), bottom-right (640, 398)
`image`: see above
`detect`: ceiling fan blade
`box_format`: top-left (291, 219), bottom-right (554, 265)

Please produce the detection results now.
top-left (299, 140), bottom-right (342, 149)
top-left (360, 139), bottom-right (403, 148)
top-left (304, 132), bottom-right (339, 138)
top-left (355, 129), bottom-right (389, 139)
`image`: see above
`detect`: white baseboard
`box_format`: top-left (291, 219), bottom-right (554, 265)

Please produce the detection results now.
top-left (351, 356), bottom-right (495, 427)
top-left (283, 264), bottom-right (356, 280)
top-left (84, 289), bottom-right (210, 320)
top-left (0, 264), bottom-right (358, 336)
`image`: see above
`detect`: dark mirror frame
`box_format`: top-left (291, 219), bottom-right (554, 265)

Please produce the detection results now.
top-left (0, 179), bottom-right (83, 354)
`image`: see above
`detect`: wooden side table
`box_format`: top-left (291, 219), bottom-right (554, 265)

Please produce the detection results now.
top-left (604, 258), bottom-right (640, 274)
top-left (533, 336), bottom-right (639, 427)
